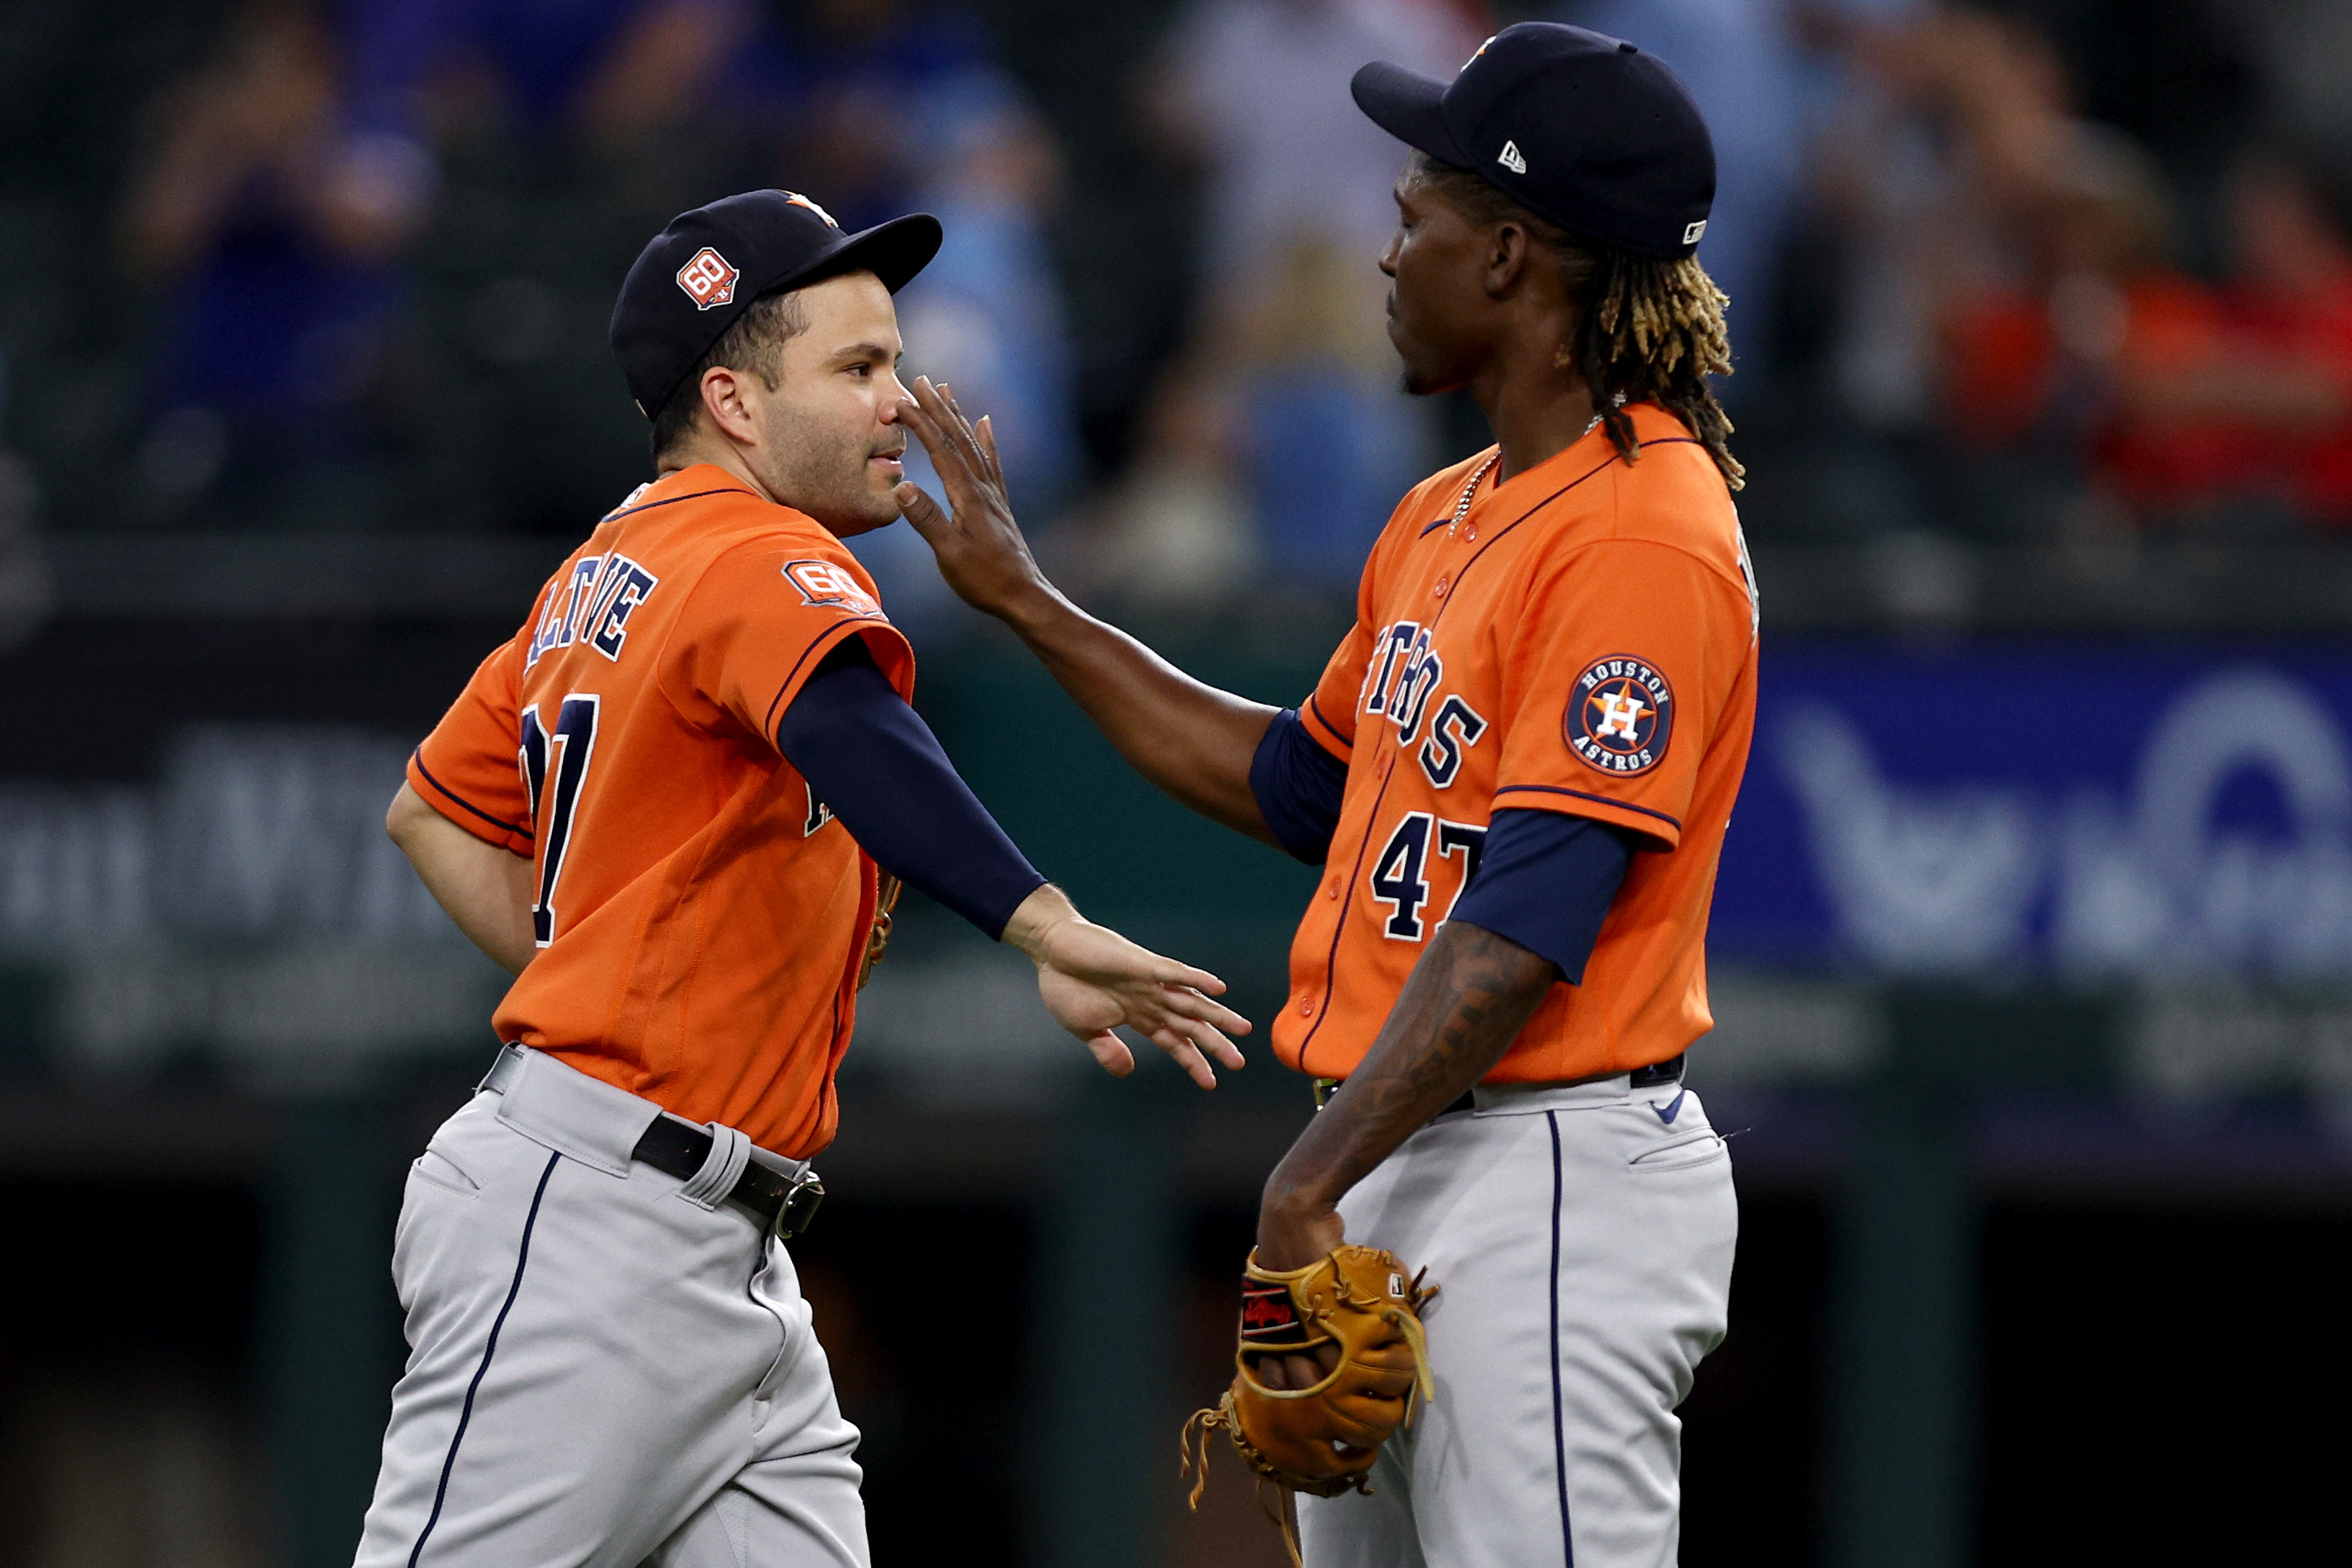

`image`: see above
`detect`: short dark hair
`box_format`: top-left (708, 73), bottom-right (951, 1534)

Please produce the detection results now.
top-left (648, 289), bottom-right (812, 461)
top-left (1410, 150), bottom-right (1743, 490)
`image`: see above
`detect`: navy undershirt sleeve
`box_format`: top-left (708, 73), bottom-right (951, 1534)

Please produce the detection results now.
top-left (1447, 808), bottom-right (1637, 983)
top-left (1248, 708), bottom-right (1350, 865)
top-left (775, 639), bottom-right (1047, 940)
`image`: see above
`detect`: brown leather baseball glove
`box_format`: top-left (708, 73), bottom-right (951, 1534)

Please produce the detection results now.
top-left (1182, 1245), bottom-right (1435, 1558)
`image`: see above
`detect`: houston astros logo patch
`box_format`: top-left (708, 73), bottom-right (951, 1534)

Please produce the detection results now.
top-left (676, 246), bottom-right (738, 311)
top-left (1566, 655), bottom-right (1673, 776)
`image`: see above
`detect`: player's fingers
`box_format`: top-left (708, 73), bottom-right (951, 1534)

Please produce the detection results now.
top-left (1284, 1352), bottom-right (1328, 1390)
top-left (1147, 957), bottom-right (1228, 996)
top-left (1183, 1018), bottom-right (1245, 1070)
top-left (1149, 1027), bottom-right (1218, 1089)
top-left (1160, 985), bottom-right (1252, 1036)
top-left (1083, 1031), bottom-right (1134, 1076)
top-left (975, 414), bottom-right (1004, 483)
top-left (914, 378), bottom-right (988, 475)
top-left (903, 381), bottom-right (966, 465)
top-left (945, 388), bottom-right (982, 448)
top-left (893, 481), bottom-right (955, 543)
top-left (895, 395), bottom-right (975, 491)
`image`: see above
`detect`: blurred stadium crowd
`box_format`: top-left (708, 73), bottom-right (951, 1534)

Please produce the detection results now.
top-left (7, 7), bottom-right (2352, 1568)
top-left (6, 0), bottom-right (2352, 643)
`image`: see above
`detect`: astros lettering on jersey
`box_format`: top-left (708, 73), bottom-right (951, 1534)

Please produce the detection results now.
top-left (407, 465), bottom-right (913, 1157)
top-left (1277, 403), bottom-right (1759, 1082)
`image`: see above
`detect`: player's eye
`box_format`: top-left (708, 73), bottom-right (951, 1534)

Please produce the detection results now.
top-left (846, 363), bottom-right (870, 378)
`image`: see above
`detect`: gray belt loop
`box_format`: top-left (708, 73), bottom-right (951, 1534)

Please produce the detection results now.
top-left (676, 1121), bottom-right (752, 1211)
top-left (481, 1043), bottom-right (526, 1095)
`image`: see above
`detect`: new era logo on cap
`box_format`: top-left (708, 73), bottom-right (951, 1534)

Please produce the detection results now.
top-left (675, 247), bottom-right (738, 311)
top-left (1352, 23), bottom-right (1716, 260)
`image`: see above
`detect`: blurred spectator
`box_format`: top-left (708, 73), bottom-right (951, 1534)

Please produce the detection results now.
top-left (1107, 0), bottom-right (1480, 600)
top-left (2097, 149), bottom-right (2352, 525)
top-left (1937, 121), bottom-right (2199, 457)
top-left (1850, 9), bottom-right (2352, 531)
top-left (119, 0), bottom-right (432, 524)
top-left (342, 0), bottom-right (750, 153)
top-left (1553, 1), bottom-right (1804, 403)
top-left (727, 0), bottom-right (1082, 631)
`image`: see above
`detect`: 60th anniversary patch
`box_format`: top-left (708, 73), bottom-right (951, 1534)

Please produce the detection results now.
top-left (1565, 655), bottom-right (1673, 776)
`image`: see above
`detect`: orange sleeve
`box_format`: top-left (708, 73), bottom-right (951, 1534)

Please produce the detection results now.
top-left (1302, 620), bottom-right (1373, 762)
top-left (1489, 539), bottom-right (1749, 849)
top-left (409, 634), bottom-right (535, 854)
top-left (1302, 495), bottom-right (1424, 760)
top-left (662, 534), bottom-right (916, 747)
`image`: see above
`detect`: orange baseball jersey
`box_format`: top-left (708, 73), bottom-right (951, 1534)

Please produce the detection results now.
top-left (1276, 403), bottom-right (1758, 1082)
top-left (406, 464), bottom-right (913, 1157)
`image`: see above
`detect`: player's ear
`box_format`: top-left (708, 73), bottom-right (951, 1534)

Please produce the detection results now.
top-left (700, 365), bottom-right (760, 447)
top-left (1484, 220), bottom-right (1531, 298)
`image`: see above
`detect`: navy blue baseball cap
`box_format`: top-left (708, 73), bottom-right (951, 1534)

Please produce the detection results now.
top-left (1351, 22), bottom-right (1715, 260)
top-left (611, 190), bottom-right (943, 419)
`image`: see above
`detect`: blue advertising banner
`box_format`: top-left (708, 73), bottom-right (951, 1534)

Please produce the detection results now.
top-left (1712, 643), bottom-right (2352, 975)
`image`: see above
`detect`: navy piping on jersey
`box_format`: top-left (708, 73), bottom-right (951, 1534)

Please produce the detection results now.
top-left (599, 485), bottom-right (758, 525)
top-left (1493, 783), bottom-right (1683, 834)
top-left (411, 749), bottom-right (533, 841)
top-left (1305, 694), bottom-right (1352, 754)
top-left (409, 1149), bottom-right (561, 1568)
top-left (1296, 452), bottom-right (1642, 1066)
top-left (760, 617), bottom-right (893, 736)
top-left (1548, 1112), bottom-right (1576, 1567)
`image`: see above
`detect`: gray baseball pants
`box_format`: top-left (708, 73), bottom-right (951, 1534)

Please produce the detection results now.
top-left (1298, 1076), bottom-right (1738, 1568)
top-left (352, 1047), bottom-right (868, 1568)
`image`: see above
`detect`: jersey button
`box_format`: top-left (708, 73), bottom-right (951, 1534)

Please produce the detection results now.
top-left (1298, 999), bottom-right (1315, 1016)
top-left (1464, 526), bottom-right (1478, 542)
top-left (1326, 879), bottom-right (1341, 899)
top-left (1434, 575), bottom-right (1450, 598)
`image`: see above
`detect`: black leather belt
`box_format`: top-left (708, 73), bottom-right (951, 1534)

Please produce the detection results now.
top-left (631, 1116), bottom-right (825, 1240)
top-left (1315, 1052), bottom-right (1686, 1117)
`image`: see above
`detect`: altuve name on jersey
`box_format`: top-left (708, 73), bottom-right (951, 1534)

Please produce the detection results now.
top-left (1361, 619), bottom-right (1492, 789)
top-left (527, 552), bottom-right (662, 669)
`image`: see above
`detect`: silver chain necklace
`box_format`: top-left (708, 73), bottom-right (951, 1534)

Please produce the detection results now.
top-left (1448, 453), bottom-right (1500, 534)
top-left (1449, 414), bottom-right (1601, 536)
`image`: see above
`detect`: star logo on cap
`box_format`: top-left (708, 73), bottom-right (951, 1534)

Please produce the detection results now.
top-left (782, 191), bottom-right (840, 229)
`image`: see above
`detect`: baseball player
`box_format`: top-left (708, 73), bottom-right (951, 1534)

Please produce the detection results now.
top-left (895, 24), bottom-right (1751, 1566)
top-left (357, 190), bottom-right (1249, 1568)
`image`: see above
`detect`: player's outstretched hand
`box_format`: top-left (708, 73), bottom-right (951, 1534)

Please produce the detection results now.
top-left (891, 376), bottom-right (1051, 616)
top-left (1004, 884), bottom-right (1251, 1089)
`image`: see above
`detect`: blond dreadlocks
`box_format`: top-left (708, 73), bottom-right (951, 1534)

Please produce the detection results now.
top-left (1412, 151), bottom-right (1744, 490)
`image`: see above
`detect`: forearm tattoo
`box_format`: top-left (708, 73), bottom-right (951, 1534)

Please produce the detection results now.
top-left (1266, 921), bottom-right (1559, 1213)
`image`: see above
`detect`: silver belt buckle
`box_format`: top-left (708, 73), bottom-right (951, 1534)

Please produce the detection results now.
top-left (772, 1169), bottom-right (825, 1241)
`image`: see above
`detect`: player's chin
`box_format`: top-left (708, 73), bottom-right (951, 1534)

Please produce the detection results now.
top-left (1397, 363), bottom-right (1462, 399)
top-left (1391, 340), bottom-right (1461, 398)
top-left (855, 481), bottom-right (910, 533)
